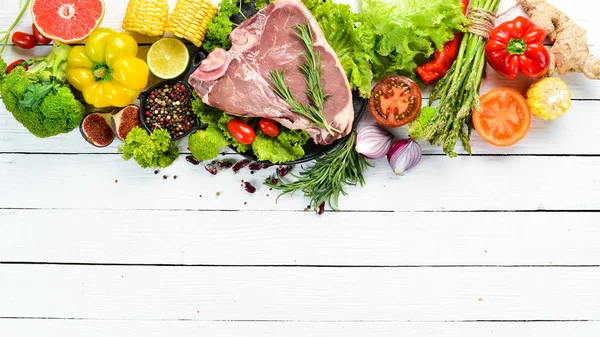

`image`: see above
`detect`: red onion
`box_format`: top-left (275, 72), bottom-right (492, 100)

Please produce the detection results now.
top-left (387, 138), bottom-right (422, 175)
top-left (355, 124), bottom-right (393, 159)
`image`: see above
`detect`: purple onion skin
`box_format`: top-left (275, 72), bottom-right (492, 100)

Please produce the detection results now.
top-left (387, 138), bottom-right (422, 175)
top-left (355, 124), bottom-right (393, 159)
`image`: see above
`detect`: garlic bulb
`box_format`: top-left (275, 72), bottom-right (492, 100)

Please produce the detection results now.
top-left (355, 124), bottom-right (393, 159)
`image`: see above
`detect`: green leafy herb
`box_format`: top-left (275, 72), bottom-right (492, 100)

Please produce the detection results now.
top-left (358, 0), bottom-right (467, 78)
top-left (252, 129), bottom-right (310, 164)
top-left (0, 57), bottom-right (6, 75)
top-left (188, 126), bottom-right (230, 161)
top-left (118, 127), bottom-right (179, 169)
top-left (270, 23), bottom-right (339, 135)
top-left (266, 131), bottom-right (370, 212)
top-left (192, 96), bottom-right (308, 162)
top-left (301, 0), bottom-right (376, 98)
top-left (203, 0), bottom-right (242, 52)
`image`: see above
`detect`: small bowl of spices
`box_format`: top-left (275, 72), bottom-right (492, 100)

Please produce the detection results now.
top-left (139, 81), bottom-right (200, 140)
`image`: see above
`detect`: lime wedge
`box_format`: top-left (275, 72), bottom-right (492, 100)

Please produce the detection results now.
top-left (147, 38), bottom-right (190, 80)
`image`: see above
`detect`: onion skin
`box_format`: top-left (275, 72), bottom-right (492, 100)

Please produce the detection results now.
top-left (355, 124), bottom-right (394, 159)
top-left (387, 138), bottom-right (422, 175)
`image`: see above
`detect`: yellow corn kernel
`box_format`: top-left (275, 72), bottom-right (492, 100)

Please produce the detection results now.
top-left (526, 77), bottom-right (572, 120)
top-left (122, 0), bottom-right (170, 37)
top-left (166, 0), bottom-right (218, 47)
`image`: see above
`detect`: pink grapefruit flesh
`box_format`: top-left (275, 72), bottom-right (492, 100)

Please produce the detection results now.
top-left (31, 0), bottom-right (106, 44)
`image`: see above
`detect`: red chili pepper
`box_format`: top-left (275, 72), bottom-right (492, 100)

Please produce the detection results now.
top-left (485, 16), bottom-right (550, 80)
top-left (416, 0), bottom-right (469, 85)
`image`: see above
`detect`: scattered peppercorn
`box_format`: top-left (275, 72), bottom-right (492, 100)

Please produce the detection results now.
top-left (154, 170), bottom-right (159, 174)
top-left (173, 175), bottom-right (178, 180)
top-left (144, 82), bottom-right (196, 139)
top-left (216, 192), bottom-right (221, 196)
top-left (163, 175), bottom-right (168, 179)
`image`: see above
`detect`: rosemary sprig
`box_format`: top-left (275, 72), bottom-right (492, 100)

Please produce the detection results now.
top-left (265, 131), bottom-right (371, 212)
top-left (269, 23), bottom-right (339, 135)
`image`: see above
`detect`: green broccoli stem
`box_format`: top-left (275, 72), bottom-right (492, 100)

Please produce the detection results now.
top-left (0, 0), bottom-right (32, 55)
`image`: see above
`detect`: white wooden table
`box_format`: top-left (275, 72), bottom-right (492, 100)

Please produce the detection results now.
top-left (1, 0), bottom-right (600, 335)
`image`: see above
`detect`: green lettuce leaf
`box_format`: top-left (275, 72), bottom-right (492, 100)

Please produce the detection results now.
top-left (302, 0), bottom-right (375, 98)
top-left (252, 129), bottom-right (310, 164)
top-left (359, 0), bottom-right (467, 77)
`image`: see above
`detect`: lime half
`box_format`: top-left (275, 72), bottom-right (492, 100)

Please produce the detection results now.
top-left (147, 38), bottom-right (190, 80)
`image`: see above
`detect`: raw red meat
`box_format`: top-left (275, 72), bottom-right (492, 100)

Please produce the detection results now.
top-left (189, 0), bottom-right (354, 145)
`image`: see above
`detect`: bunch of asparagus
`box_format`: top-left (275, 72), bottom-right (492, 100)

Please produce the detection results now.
top-left (423, 0), bottom-right (501, 157)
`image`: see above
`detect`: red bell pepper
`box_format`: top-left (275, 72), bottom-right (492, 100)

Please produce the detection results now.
top-left (485, 16), bottom-right (551, 80)
top-left (416, 0), bottom-right (470, 85)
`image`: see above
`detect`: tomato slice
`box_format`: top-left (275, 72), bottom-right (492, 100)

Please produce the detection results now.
top-left (473, 88), bottom-right (532, 147)
top-left (368, 76), bottom-right (422, 127)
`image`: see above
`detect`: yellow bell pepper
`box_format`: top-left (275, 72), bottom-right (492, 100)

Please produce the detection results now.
top-left (67, 28), bottom-right (149, 108)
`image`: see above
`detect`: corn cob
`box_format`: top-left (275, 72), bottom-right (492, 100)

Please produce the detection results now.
top-left (166, 0), bottom-right (218, 47)
top-left (122, 0), bottom-right (170, 37)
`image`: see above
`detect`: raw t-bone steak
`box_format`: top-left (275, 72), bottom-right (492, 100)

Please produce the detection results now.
top-left (188, 0), bottom-right (354, 145)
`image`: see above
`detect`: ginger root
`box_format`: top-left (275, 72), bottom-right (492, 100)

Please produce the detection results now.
top-left (518, 0), bottom-right (600, 79)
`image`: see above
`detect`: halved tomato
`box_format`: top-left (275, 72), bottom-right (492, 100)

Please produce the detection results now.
top-left (368, 76), bottom-right (422, 127)
top-left (473, 88), bottom-right (532, 147)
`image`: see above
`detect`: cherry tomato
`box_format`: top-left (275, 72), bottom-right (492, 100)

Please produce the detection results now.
top-left (6, 59), bottom-right (27, 74)
top-left (472, 88), bottom-right (532, 147)
top-left (12, 32), bottom-right (37, 49)
top-left (32, 24), bottom-right (52, 45)
top-left (258, 118), bottom-right (280, 137)
top-left (368, 76), bottom-right (422, 127)
top-left (227, 119), bottom-right (256, 145)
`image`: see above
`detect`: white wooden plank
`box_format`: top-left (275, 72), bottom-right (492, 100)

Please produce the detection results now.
top-left (3, 319), bottom-right (600, 337)
top-left (1, 209), bottom-right (599, 266)
top-left (1, 265), bottom-right (599, 320)
top-left (0, 154), bottom-right (598, 211)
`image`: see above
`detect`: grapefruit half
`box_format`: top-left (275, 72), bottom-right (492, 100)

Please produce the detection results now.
top-left (31, 0), bottom-right (106, 44)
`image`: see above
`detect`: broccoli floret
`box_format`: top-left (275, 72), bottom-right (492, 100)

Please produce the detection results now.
top-left (0, 57), bottom-right (6, 75)
top-left (188, 126), bottom-right (230, 161)
top-left (0, 45), bottom-right (85, 138)
top-left (407, 106), bottom-right (437, 141)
